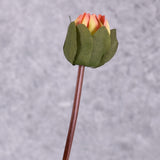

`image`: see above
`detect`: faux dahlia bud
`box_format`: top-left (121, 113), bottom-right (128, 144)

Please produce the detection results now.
top-left (63, 13), bottom-right (118, 68)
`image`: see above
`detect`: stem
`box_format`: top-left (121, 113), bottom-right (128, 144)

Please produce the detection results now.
top-left (63, 65), bottom-right (85, 160)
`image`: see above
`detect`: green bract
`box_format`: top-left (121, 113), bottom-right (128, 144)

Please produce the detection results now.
top-left (63, 21), bottom-right (118, 68)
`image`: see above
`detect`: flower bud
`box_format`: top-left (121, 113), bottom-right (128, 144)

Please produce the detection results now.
top-left (63, 13), bottom-right (118, 68)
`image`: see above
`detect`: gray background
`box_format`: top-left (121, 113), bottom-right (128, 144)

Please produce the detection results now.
top-left (0, 0), bottom-right (160, 159)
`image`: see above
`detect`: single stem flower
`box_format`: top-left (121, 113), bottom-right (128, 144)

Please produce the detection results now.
top-left (62, 13), bottom-right (118, 160)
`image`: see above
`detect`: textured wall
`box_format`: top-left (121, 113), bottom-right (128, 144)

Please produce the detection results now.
top-left (0, 0), bottom-right (160, 159)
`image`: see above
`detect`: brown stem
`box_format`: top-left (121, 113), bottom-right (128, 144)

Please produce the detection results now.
top-left (63, 65), bottom-right (85, 160)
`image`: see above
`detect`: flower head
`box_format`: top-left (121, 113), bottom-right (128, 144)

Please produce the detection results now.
top-left (63, 13), bottom-right (118, 68)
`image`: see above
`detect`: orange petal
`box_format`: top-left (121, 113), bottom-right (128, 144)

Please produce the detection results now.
top-left (82, 13), bottom-right (90, 27)
top-left (104, 19), bottom-right (110, 34)
top-left (98, 15), bottom-right (105, 25)
top-left (75, 13), bottom-right (86, 25)
top-left (88, 14), bottom-right (101, 34)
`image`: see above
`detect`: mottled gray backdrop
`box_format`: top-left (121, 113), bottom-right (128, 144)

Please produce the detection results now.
top-left (0, 0), bottom-right (160, 159)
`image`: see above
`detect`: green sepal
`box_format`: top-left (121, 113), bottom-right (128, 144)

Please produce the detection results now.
top-left (89, 26), bottom-right (111, 67)
top-left (74, 24), bottom-right (93, 66)
top-left (97, 29), bottom-right (118, 67)
top-left (63, 22), bottom-right (118, 68)
top-left (63, 22), bottom-right (77, 64)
